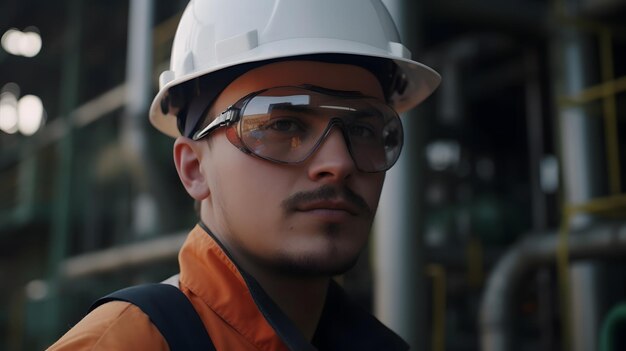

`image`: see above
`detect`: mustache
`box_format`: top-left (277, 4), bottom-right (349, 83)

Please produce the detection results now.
top-left (281, 185), bottom-right (371, 215)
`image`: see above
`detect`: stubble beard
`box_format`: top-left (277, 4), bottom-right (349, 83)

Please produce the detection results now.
top-left (265, 184), bottom-right (372, 277)
top-left (266, 222), bottom-right (367, 278)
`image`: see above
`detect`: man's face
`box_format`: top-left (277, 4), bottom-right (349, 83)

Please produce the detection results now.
top-left (193, 61), bottom-right (388, 277)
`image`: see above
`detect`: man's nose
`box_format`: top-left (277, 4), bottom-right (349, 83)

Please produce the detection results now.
top-left (306, 126), bottom-right (356, 182)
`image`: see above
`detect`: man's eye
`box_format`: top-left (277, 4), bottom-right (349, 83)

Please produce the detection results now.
top-left (264, 118), bottom-right (304, 133)
top-left (348, 123), bottom-right (375, 138)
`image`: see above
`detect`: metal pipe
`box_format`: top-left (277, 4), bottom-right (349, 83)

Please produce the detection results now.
top-left (45, 0), bottom-right (82, 345)
top-left (553, 13), bottom-right (606, 350)
top-left (599, 303), bottom-right (626, 351)
top-left (374, 0), bottom-right (425, 347)
top-left (125, 0), bottom-right (152, 115)
top-left (598, 29), bottom-right (621, 195)
top-left (523, 49), bottom-right (548, 231)
top-left (480, 222), bottom-right (626, 351)
top-left (60, 232), bottom-right (187, 279)
top-left (426, 264), bottom-right (447, 351)
top-left (122, 0), bottom-right (156, 237)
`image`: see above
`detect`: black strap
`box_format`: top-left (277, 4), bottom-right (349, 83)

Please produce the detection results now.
top-left (90, 284), bottom-right (215, 351)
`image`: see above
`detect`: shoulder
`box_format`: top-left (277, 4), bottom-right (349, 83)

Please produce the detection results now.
top-left (47, 301), bottom-right (169, 351)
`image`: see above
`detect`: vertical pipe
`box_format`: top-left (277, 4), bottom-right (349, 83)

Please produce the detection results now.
top-left (598, 29), bottom-right (621, 195)
top-left (125, 0), bottom-right (153, 115)
top-left (536, 269), bottom-right (556, 351)
top-left (427, 264), bottom-right (447, 351)
top-left (569, 261), bottom-right (602, 351)
top-left (373, 137), bottom-right (420, 346)
top-left (556, 28), bottom-right (606, 212)
top-left (122, 0), bottom-right (156, 237)
top-left (551, 15), bottom-right (605, 351)
top-left (45, 0), bottom-right (82, 345)
top-left (524, 49), bottom-right (554, 351)
top-left (524, 50), bottom-right (548, 231)
top-left (17, 149), bottom-right (37, 216)
top-left (375, 0), bottom-right (427, 348)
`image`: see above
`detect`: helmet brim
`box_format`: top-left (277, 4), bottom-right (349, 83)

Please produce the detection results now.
top-left (149, 38), bottom-right (440, 138)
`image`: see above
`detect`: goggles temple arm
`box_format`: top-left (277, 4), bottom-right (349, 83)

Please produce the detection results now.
top-left (192, 108), bottom-right (238, 140)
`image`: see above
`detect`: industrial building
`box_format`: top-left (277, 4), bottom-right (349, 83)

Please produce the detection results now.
top-left (1, 0), bottom-right (625, 350)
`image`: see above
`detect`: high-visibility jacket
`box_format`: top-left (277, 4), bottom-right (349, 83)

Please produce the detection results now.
top-left (48, 223), bottom-right (408, 350)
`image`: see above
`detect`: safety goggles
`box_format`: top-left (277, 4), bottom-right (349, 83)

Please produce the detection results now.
top-left (192, 85), bottom-right (403, 173)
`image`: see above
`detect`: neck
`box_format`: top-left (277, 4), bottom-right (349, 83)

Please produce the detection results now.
top-left (199, 216), bottom-right (330, 340)
top-left (248, 267), bottom-right (330, 341)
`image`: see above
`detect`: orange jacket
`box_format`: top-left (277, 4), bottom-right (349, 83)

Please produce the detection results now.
top-left (48, 224), bottom-right (408, 350)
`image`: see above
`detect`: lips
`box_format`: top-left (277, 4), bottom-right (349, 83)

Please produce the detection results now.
top-left (295, 199), bottom-right (359, 216)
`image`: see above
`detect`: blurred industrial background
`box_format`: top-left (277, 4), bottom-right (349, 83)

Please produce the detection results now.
top-left (1, 0), bottom-right (625, 350)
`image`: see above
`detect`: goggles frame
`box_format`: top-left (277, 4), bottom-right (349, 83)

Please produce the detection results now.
top-left (192, 85), bottom-right (403, 173)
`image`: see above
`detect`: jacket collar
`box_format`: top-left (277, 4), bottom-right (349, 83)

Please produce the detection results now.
top-left (180, 223), bottom-right (408, 351)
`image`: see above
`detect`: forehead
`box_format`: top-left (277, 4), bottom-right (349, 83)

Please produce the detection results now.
top-left (211, 60), bottom-right (384, 113)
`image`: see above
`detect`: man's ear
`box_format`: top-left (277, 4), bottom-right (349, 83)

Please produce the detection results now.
top-left (173, 137), bottom-right (211, 200)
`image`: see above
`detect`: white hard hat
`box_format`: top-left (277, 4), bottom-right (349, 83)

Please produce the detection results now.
top-left (149, 0), bottom-right (441, 138)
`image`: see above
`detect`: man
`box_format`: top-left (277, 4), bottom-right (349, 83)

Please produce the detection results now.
top-left (49, 0), bottom-right (439, 350)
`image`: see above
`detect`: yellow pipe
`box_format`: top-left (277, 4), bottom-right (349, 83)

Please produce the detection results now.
top-left (553, 0), bottom-right (567, 18)
top-left (557, 193), bottom-right (626, 351)
top-left (557, 16), bottom-right (600, 31)
top-left (153, 12), bottom-right (183, 49)
top-left (553, 3), bottom-right (626, 37)
top-left (555, 10), bottom-right (625, 199)
top-left (602, 91), bottom-right (621, 194)
top-left (552, 4), bottom-right (625, 351)
top-left (426, 264), bottom-right (446, 351)
top-left (557, 75), bottom-right (626, 107)
top-left (466, 236), bottom-right (484, 288)
top-left (599, 29), bottom-right (622, 194)
top-left (566, 194), bottom-right (626, 214)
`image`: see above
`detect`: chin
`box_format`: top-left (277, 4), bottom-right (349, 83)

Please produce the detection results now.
top-left (248, 222), bottom-right (370, 277)
top-left (271, 241), bottom-right (364, 277)
top-left (274, 223), bottom-right (369, 277)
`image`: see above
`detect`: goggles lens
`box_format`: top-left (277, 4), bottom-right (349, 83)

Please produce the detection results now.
top-left (195, 86), bottom-right (403, 173)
